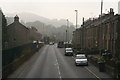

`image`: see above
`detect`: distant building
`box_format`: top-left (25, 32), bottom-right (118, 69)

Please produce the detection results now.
top-left (7, 15), bottom-right (30, 48)
top-left (118, 1), bottom-right (120, 14)
top-left (29, 26), bottom-right (42, 42)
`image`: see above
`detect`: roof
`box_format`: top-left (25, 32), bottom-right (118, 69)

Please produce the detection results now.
top-left (65, 48), bottom-right (72, 50)
top-left (76, 54), bottom-right (85, 56)
top-left (7, 21), bottom-right (29, 30)
top-left (65, 48), bottom-right (72, 49)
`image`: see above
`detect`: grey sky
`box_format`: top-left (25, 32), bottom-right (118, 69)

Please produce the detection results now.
top-left (0, 0), bottom-right (119, 25)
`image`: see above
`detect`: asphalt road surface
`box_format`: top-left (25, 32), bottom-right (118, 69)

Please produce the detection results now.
top-left (8, 44), bottom-right (112, 79)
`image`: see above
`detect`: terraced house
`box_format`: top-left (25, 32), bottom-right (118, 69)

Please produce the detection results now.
top-left (72, 8), bottom-right (120, 59)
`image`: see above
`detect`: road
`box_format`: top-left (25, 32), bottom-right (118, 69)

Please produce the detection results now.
top-left (8, 44), bottom-right (112, 79)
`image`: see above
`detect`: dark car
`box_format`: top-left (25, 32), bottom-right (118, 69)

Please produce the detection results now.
top-left (57, 41), bottom-right (64, 48)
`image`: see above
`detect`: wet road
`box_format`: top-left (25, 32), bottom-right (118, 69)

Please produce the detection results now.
top-left (8, 44), bottom-right (111, 79)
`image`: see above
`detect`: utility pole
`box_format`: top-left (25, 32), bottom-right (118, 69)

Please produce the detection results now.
top-left (74, 10), bottom-right (78, 50)
top-left (65, 19), bottom-right (69, 48)
top-left (100, 0), bottom-right (103, 55)
top-left (66, 29), bottom-right (67, 42)
top-left (42, 23), bottom-right (45, 42)
top-left (101, 0), bottom-right (103, 15)
top-left (66, 28), bottom-right (67, 48)
top-left (67, 19), bottom-right (69, 42)
top-left (75, 10), bottom-right (78, 29)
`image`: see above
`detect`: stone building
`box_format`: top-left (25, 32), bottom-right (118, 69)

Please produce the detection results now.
top-left (0, 9), bottom-right (2, 50)
top-left (72, 29), bottom-right (80, 49)
top-left (72, 8), bottom-right (120, 58)
top-left (0, 9), bottom-right (8, 50)
top-left (7, 15), bottom-right (30, 48)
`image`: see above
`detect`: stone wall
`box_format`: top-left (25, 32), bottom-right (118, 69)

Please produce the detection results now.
top-left (2, 43), bottom-right (44, 78)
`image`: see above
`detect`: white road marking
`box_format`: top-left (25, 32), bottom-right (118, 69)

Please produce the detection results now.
top-left (53, 46), bottom-right (62, 80)
top-left (72, 55), bottom-right (101, 80)
top-left (72, 56), bottom-right (75, 60)
top-left (84, 67), bottom-right (102, 80)
top-left (56, 58), bottom-right (62, 80)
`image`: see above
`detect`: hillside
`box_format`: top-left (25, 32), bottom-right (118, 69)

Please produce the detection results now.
top-left (5, 12), bottom-right (73, 27)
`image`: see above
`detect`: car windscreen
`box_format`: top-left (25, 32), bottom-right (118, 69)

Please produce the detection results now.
top-left (76, 56), bottom-right (86, 59)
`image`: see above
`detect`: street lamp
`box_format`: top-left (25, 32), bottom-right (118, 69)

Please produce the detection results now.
top-left (75, 10), bottom-right (78, 29)
top-left (67, 19), bottom-right (69, 42)
top-left (101, 0), bottom-right (103, 15)
top-left (66, 19), bottom-right (69, 42)
top-left (74, 10), bottom-right (78, 50)
top-left (99, 0), bottom-right (103, 55)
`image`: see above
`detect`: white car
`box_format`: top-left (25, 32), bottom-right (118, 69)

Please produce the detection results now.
top-left (65, 48), bottom-right (73, 56)
top-left (75, 54), bottom-right (88, 66)
top-left (49, 42), bottom-right (54, 45)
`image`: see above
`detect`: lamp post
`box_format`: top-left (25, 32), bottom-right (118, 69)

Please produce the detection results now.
top-left (100, 0), bottom-right (103, 55)
top-left (74, 10), bottom-right (78, 51)
top-left (65, 29), bottom-right (67, 48)
top-left (66, 19), bottom-right (69, 41)
top-left (65, 19), bottom-right (69, 48)
top-left (75, 10), bottom-right (78, 29)
top-left (101, 0), bottom-right (103, 15)
top-left (67, 19), bottom-right (69, 42)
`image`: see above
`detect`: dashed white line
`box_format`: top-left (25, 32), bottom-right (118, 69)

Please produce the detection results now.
top-left (53, 46), bottom-right (62, 80)
top-left (56, 59), bottom-right (62, 80)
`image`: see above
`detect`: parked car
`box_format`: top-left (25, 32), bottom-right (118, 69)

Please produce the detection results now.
top-left (75, 54), bottom-right (88, 66)
top-left (65, 48), bottom-right (73, 56)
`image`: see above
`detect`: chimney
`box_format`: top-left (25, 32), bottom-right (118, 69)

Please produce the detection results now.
top-left (83, 17), bottom-right (84, 25)
top-left (14, 15), bottom-right (19, 22)
top-left (109, 8), bottom-right (114, 15)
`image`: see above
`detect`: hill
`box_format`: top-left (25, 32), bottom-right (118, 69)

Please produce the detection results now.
top-left (5, 12), bottom-right (73, 27)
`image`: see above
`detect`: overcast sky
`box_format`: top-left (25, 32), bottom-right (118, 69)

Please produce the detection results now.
top-left (0, 0), bottom-right (119, 25)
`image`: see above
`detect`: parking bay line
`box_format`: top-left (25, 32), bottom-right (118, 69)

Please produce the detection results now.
top-left (84, 67), bottom-right (102, 80)
top-left (72, 56), bottom-right (75, 60)
top-left (72, 56), bottom-right (101, 80)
